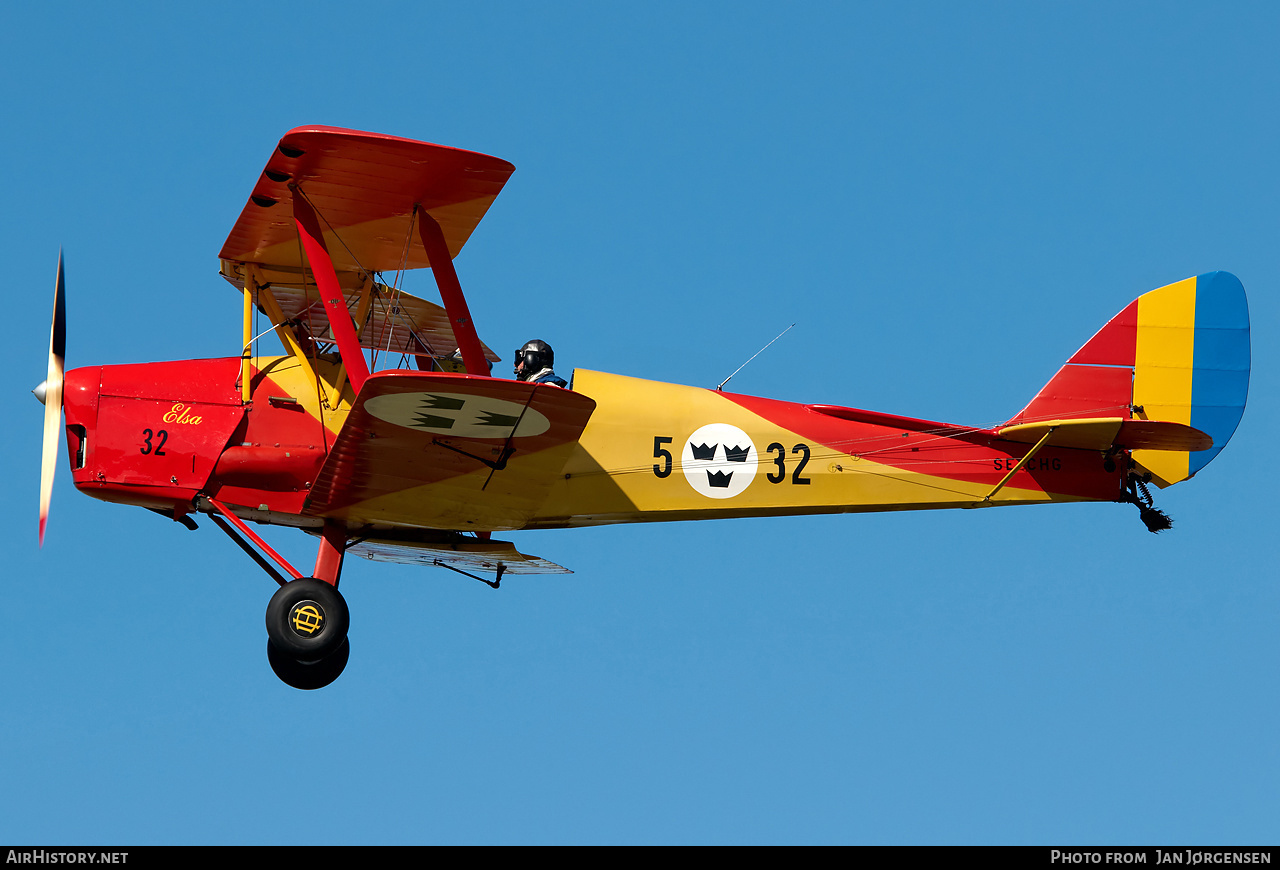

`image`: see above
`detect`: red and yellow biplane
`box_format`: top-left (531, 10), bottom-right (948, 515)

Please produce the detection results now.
top-left (36, 126), bottom-right (1251, 688)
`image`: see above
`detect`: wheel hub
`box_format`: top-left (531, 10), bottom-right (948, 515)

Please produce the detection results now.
top-left (289, 600), bottom-right (326, 636)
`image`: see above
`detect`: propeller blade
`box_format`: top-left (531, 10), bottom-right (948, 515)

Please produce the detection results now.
top-left (39, 251), bottom-right (66, 546)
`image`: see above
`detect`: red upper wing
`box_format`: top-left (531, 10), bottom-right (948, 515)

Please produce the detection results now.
top-left (219, 126), bottom-right (515, 273)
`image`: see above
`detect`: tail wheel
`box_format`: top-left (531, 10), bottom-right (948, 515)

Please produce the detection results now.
top-left (265, 578), bottom-right (350, 662)
top-left (268, 638), bottom-right (350, 690)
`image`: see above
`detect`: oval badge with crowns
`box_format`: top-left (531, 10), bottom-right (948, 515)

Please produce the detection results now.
top-left (682, 423), bottom-right (758, 499)
top-left (364, 392), bottom-right (550, 438)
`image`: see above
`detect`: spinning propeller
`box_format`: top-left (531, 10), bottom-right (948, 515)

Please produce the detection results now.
top-left (35, 251), bottom-right (66, 546)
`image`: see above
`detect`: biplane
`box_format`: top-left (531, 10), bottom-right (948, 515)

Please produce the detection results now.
top-left (36, 126), bottom-right (1251, 689)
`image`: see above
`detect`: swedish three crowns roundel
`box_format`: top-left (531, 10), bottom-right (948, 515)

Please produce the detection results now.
top-left (682, 423), bottom-right (758, 499)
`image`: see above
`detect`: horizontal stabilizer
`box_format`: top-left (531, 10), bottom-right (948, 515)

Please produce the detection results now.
top-left (996, 417), bottom-right (1213, 452)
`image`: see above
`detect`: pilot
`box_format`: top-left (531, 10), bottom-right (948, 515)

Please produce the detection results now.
top-left (514, 339), bottom-right (568, 388)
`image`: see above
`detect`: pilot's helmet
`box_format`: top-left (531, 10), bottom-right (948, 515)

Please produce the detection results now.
top-left (514, 339), bottom-right (554, 381)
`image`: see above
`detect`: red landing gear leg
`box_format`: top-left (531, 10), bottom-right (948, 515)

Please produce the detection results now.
top-left (264, 520), bottom-right (352, 690)
top-left (313, 520), bottom-right (346, 587)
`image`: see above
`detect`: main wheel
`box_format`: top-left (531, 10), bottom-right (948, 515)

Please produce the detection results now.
top-left (268, 637), bottom-right (350, 690)
top-left (265, 578), bottom-right (349, 662)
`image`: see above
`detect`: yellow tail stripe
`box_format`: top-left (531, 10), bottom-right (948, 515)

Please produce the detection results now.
top-left (1133, 276), bottom-right (1196, 484)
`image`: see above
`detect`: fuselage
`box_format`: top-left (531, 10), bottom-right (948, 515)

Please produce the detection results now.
top-left (60, 356), bottom-right (1126, 533)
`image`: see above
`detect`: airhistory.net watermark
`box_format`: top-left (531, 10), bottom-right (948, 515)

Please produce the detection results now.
top-left (5, 853), bottom-right (127, 864)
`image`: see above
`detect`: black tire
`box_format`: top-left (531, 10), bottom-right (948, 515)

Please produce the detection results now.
top-left (265, 578), bottom-right (350, 662)
top-left (267, 637), bottom-right (350, 690)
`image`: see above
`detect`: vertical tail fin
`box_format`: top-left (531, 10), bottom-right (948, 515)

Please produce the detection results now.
top-left (1007, 272), bottom-right (1249, 487)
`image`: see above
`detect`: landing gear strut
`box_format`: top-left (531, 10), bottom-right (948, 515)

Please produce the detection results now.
top-left (265, 521), bottom-right (351, 689)
top-left (207, 502), bottom-right (353, 689)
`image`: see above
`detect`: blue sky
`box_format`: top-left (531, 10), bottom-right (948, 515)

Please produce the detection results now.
top-left (2, 1), bottom-right (1276, 844)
